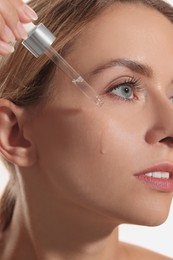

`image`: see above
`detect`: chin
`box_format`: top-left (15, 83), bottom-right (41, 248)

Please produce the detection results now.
top-left (128, 206), bottom-right (171, 227)
top-left (123, 191), bottom-right (173, 227)
top-left (144, 212), bottom-right (170, 227)
top-left (118, 199), bottom-right (172, 227)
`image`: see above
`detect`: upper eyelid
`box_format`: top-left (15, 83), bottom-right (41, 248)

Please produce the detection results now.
top-left (105, 76), bottom-right (142, 91)
top-left (109, 81), bottom-right (136, 90)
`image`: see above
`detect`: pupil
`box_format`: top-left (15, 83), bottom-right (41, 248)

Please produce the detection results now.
top-left (124, 87), bottom-right (130, 93)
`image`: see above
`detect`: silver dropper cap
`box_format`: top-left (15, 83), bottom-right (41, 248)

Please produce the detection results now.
top-left (22, 23), bottom-right (56, 58)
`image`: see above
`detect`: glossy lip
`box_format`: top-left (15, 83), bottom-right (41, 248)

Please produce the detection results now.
top-left (134, 163), bottom-right (173, 192)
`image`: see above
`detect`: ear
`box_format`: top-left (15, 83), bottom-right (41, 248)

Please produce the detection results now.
top-left (0, 99), bottom-right (37, 167)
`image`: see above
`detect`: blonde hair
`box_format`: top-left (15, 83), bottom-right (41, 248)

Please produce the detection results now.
top-left (0, 0), bottom-right (173, 232)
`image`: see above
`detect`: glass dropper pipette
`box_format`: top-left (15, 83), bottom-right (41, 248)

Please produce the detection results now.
top-left (22, 23), bottom-right (103, 106)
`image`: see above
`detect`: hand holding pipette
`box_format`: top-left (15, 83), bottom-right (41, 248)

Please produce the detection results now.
top-left (0, 1), bottom-right (103, 106)
top-left (0, 0), bottom-right (37, 55)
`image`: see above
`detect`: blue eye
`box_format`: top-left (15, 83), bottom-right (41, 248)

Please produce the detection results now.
top-left (107, 76), bottom-right (141, 102)
top-left (111, 84), bottom-right (134, 99)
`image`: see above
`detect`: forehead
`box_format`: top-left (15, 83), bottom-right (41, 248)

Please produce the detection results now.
top-left (67, 3), bottom-right (173, 75)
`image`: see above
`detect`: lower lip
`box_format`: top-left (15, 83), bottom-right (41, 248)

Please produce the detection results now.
top-left (136, 175), bottom-right (173, 192)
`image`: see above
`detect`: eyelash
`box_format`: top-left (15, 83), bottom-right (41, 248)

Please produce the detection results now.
top-left (106, 76), bottom-right (143, 103)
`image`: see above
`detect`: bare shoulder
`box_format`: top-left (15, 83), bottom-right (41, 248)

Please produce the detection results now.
top-left (120, 242), bottom-right (172, 260)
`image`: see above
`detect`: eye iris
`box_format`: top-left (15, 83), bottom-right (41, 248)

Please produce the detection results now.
top-left (110, 83), bottom-right (134, 99)
top-left (121, 85), bottom-right (132, 98)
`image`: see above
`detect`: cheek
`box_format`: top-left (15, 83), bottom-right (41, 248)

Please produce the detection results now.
top-left (34, 105), bottom-right (141, 199)
top-left (36, 105), bottom-right (140, 174)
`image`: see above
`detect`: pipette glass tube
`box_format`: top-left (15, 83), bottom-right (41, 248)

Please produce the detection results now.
top-left (22, 23), bottom-right (103, 106)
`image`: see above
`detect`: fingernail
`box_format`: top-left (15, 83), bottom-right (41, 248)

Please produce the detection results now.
top-left (0, 41), bottom-right (14, 53)
top-left (16, 22), bottom-right (28, 40)
top-left (23, 4), bottom-right (38, 20)
top-left (4, 25), bottom-right (15, 42)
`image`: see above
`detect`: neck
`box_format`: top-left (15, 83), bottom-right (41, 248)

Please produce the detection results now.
top-left (5, 167), bottom-right (123, 260)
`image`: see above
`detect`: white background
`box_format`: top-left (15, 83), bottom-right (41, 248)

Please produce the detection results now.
top-left (0, 0), bottom-right (173, 258)
top-left (166, 0), bottom-right (173, 4)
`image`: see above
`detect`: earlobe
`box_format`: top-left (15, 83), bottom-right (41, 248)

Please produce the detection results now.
top-left (0, 99), bottom-right (37, 167)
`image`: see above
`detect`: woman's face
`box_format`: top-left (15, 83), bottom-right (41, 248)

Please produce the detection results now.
top-left (27, 3), bottom-right (173, 226)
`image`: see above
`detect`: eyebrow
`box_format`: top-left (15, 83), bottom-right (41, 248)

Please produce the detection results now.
top-left (85, 58), bottom-right (153, 80)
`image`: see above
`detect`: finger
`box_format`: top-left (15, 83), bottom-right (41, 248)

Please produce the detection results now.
top-left (0, 0), bottom-right (26, 40)
top-left (9, 0), bottom-right (38, 22)
top-left (0, 40), bottom-right (14, 55)
top-left (16, 4), bottom-right (38, 22)
top-left (0, 16), bottom-right (15, 43)
top-left (0, 0), bottom-right (37, 40)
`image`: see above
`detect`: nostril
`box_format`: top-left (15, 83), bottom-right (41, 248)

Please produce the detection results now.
top-left (159, 136), bottom-right (173, 144)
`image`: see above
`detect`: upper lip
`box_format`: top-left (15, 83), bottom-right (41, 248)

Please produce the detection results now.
top-left (134, 163), bottom-right (173, 178)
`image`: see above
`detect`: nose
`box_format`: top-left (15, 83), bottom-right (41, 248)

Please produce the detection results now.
top-left (145, 95), bottom-right (173, 147)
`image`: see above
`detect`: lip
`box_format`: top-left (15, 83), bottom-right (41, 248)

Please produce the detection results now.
top-left (134, 163), bottom-right (173, 192)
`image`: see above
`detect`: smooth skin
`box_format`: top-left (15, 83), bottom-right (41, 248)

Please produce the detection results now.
top-left (0, 0), bottom-right (37, 54)
top-left (0, 2), bottom-right (173, 260)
